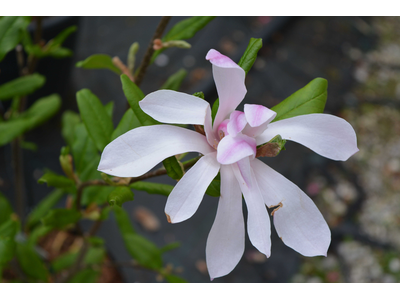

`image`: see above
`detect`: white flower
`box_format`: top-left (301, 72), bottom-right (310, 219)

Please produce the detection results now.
top-left (98, 49), bottom-right (359, 279)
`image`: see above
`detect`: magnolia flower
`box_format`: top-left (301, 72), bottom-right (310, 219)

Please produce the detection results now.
top-left (98, 49), bottom-right (358, 279)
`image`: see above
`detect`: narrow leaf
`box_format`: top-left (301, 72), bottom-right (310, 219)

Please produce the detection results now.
top-left (76, 54), bottom-right (121, 75)
top-left (111, 108), bottom-right (141, 140)
top-left (0, 73), bottom-right (46, 101)
top-left (237, 38), bottom-right (263, 75)
top-left (0, 16), bottom-right (30, 62)
top-left (61, 110), bottom-right (81, 148)
top-left (130, 181), bottom-right (174, 197)
top-left (162, 156), bottom-right (184, 180)
top-left (164, 274), bottom-right (188, 283)
top-left (26, 189), bottom-right (64, 229)
top-left (160, 68), bottom-right (187, 91)
top-left (120, 74), bottom-right (158, 126)
top-left (0, 191), bottom-right (13, 225)
top-left (41, 208), bottom-right (81, 229)
top-left (76, 89), bottom-right (114, 152)
top-left (0, 237), bottom-right (15, 265)
top-left (38, 169), bottom-right (76, 193)
top-left (68, 269), bottom-right (100, 283)
top-left (271, 78), bottom-right (328, 122)
top-left (16, 242), bottom-right (48, 281)
top-left (205, 173), bottom-right (221, 197)
top-left (107, 186), bottom-right (134, 207)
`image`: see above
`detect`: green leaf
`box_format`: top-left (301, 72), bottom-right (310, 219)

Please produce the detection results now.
top-left (151, 17), bottom-right (215, 62)
top-left (160, 68), bottom-right (187, 91)
top-left (159, 241), bottom-right (180, 253)
top-left (41, 208), bottom-right (81, 229)
top-left (38, 169), bottom-right (76, 193)
top-left (27, 225), bottom-right (52, 246)
top-left (0, 16), bottom-right (30, 62)
top-left (68, 269), bottom-right (99, 283)
top-left (237, 38), bottom-right (263, 75)
top-left (130, 181), bottom-right (173, 197)
top-left (113, 206), bottom-right (135, 235)
top-left (0, 191), bottom-right (13, 225)
top-left (205, 173), bottom-right (220, 197)
top-left (81, 185), bottom-right (116, 206)
top-left (76, 54), bottom-right (121, 75)
top-left (120, 74), bottom-right (158, 126)
top-left (163, 156), bottom-right (184, 180)
top-left (271, 78), bottom-right (328, 122)
top-left (211, 98), bottom-right (219, 125)
top-left (0, 218), bottom-right (20, 238)
top-left (16, 242), bottom-right (48, 281)
top-left (61, 110), bottom-right (81, 147)
top-left (164, 274), bottom-right (188, 283)
top-left (111, 108), bottom-right (141, 141)
top-left (107, 186), bottom-right (134, 207)
top-left (0, 73), bottom-right (46, 101)
top-left (48, 25), bottom-right (77, 49)
top-left (52, 246), bottom-right (105, 273)
top-left (124, 233), bottom-right (163, 270)
top-left (0, 94), bottom-right (61, 146)
top-left (71, 123), bottom-right (98, 177)
top-left (0, 237), bottom-right (15, 265)
top-left (26, 189), bottom-right (64, 229)
top-left (76, 89), bottom-right (114, 152)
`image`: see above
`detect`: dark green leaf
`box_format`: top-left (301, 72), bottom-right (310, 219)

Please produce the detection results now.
top-left (120, 74), bottom-right (158, 126)
top-left (163, 156), bottom-right (184, 180)
top-left (76, 54), bottom-right (121, 74)
top-left (27, 225), bottom-right (52, 246)
top-left (52, 246), bottom-right (105, 273)
top-left (164, 274), bottom-right (188, 283)
top-left (61, 111), bottom-right (81, 147)
top-left (205, 173), bottom-right (220, 197)
top-left (159, 241), bottom-right (180, 253)
top-left (238, 38), bottom-right (263, 75)
top-left (68, 269), bottom-right (99, 283)
top-left (16, 242), bottom-right (48, 281)
top-left (0, 73), bottom-right (46, 101)
top-left (113, 206), bottom-right (135, 235)
top-left (0, 237), bottom-right (15, 265)
top-left (71, 123), bottom-right (98, 177)
top-left (81, 185), bottom-right (116, 206)
top-left (107, 186), bottom-right (134, 207)
top-left (211, 98), bottom-right (219, 124)
top-left (124, 233), bottom-right (163, 270)
top-left (160, 68), bottom-right (187, 91)
top-left (151, 17), bottom-right (215, 62)
top-left (0, 16), bottom-right (30, 62)
top-left (0, 191), bottom-right (13, 225)
top-left (193, 91), bottom-right (204, 99)
top-left (41, 208), bottom-right (81, 229)
top-left (271, 78), bottom-right (328, 122)
top-left (48, 25), bottom-right (77, 48)
top-left (0, 218), bottom-right (20, 238)
top-left (38, 169), bottom-right (76, 193)
top-left (130, 181), bottom-right (173, 197)
top-left (111, 108), bottom-right (141, 140)
top-left (26, 189), bottom-right (64, 229)
top-left (76, 89), bottom-right (114, 152)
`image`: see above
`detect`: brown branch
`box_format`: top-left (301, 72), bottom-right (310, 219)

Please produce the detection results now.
top-left (134, 16), bottom-right (171, 87)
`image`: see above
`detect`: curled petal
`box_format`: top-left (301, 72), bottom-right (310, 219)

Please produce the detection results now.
top-left (139, 90), bottom-right (210, 125)
top-left (98, 125), bottom-right (215, 177)
top-left (251, 159), bottom-right (331, 256)
top-left (232, 157), bottom-right (271, 257)
top-left (256, 114), bottom-right (359, 161)
top-left (244, 104), bottom-right (276, 127)
top-left (206, 165), bottom-right (245, 279)
top-left (217, 134), bottom-right (256, 165)
top-left (227, 111), bottom-right (247, 137)
top-left (165, 152), bottom-right (220, 223)
top-left (206, 49), bottom-right (247, 131)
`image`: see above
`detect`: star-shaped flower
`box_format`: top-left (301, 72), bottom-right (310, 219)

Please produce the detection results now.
top-left (98, 49), bottom-right (358, 279)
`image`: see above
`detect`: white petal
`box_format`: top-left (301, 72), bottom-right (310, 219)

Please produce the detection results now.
top-left (206, 49), bottom-right (247, 131)
top-left (206, 165), bottom-right (245, 279)
top-left (232, 157), bottom-right (271, 257)
top-left (251, 159), bottom-right (331, 256)
top-left (139, 90), bottom-right (210, 125)
top-left (165, 152), bottom-right (220, 223)
top-left (243, 104), bottom-right (276, 138)
top-left (98, 125), bottom-right (215, 177)
top-left (256, 114), bottom-right (359, 161)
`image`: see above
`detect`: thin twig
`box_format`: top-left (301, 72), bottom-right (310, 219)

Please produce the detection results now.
top-left (134, 16), bottom-right (171, 87)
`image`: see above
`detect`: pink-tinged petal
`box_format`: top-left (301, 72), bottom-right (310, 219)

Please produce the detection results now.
top-left (206, 164), bottom-right (245, 279)
top-left (206, 49), bottom-right (247, 131)
top-left (251, 159), bottom-right (331, 256)
top-left (139, 90), bottom-right (210, 125)
top-left (217, 134), bottom-right (256, 165)
top-left (98, 125), bottom-right (215, 177)
top-left (256, 114), bottom-right (359, 161)
top-left (244, 104), bottom-right (276, 127)
top-left (217, 119), bottom-right (230, 140)
top-left (232, 157), bottom-right (271, 257)
top-left (227, 111), bottom-right (247, 137)
top-left (165, 152), bottom-right (220, 223)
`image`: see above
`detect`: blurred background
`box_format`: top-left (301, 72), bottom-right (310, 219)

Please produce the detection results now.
top-left (1, 16), bottom-right (400, 282)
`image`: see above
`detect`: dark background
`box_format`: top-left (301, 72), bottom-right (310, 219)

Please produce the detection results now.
top-left (1, 16), bottom-right (399, 283)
